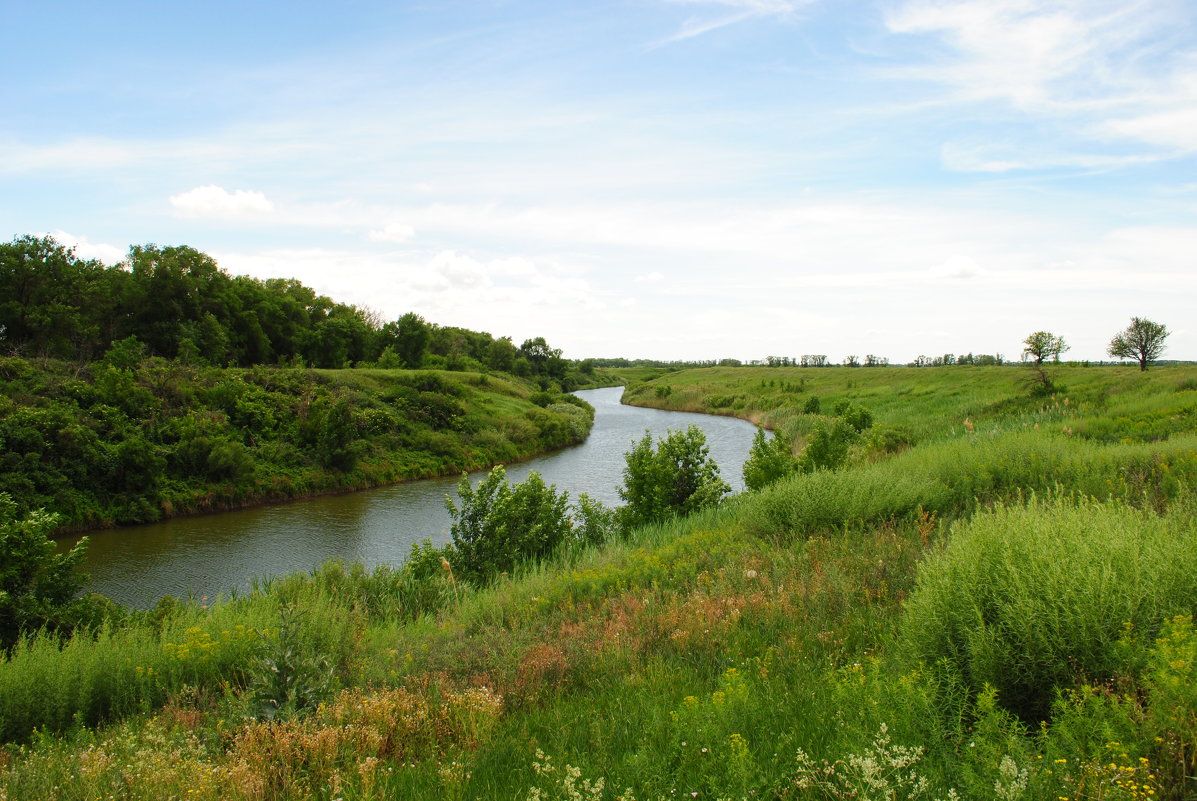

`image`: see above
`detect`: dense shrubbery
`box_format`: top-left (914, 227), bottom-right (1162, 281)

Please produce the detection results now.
top-left (903, 496), bottom-right (1197, 721)
top-left (617, 425), bottom-right (730, 529)
top-left (0, 358), bottom-right (595, 530)
top-left (0, 494), bottom-right (93, 650)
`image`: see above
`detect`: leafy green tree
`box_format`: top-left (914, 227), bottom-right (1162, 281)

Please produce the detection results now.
top-left (0, 493), bottom-right (91, 649)
top-left (1108, 316), bottom-right (1169, 371)
top-left (393, 312), bottom-right (430, 368)
top-left (1021, 331), bottom-right (1068, 365)
top-left (742, 427), bottom-right (797, 491)
top-left (617, 426), bottom-right (730, 530)
top-left (446, 466), bottom-right (572, 584)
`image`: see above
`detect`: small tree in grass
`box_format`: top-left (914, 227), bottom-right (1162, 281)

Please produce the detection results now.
top-left (446, 466), bottom-right (571, 584)
top-left (742, 427), bottom-right (797, 491)
top-left (446, 467), bottom-right (616, 585)
top-left (1021, 331), bottom-right (1068, 366)
top-left (617, 426), bottom-right (730, 530)
top-left (1108, 316), bottom-right (1169, 371)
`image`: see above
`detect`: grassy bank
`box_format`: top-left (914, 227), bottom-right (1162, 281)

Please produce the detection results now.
top-left (0, 357), bottom-right (593, 532)
top-left (2, 365), bottom-right (1196, 799)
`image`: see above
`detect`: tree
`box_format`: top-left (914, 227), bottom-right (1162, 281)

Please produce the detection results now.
top-left (392, 312), bottom-right (430, 368)
top-left (446, 466), bottom-right (572, 584)
top-left (0, 493), bottom-right (91, 649)
top-left (1108, 317), bottom-right (1169, 371)
top-left (617, 426), bottom-right (730, 530)
top-left (1021, 331), bottom-right (1069, 365)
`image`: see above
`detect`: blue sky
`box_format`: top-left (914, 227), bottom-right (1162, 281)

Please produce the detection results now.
top-left (4, 0), bottom-right (1195, 362)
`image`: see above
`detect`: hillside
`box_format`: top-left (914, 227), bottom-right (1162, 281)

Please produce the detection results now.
top-left (0, 356), bottom-right (593, 531)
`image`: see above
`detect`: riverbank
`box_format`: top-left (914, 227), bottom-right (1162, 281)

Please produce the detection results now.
top-left (66, 385), bottom-right (761, 608)
top-left (0, 357), bottom-right (594, 533)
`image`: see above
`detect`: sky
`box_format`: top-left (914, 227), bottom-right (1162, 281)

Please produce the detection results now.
top-left (3, 0), bottom-right (1196, 363)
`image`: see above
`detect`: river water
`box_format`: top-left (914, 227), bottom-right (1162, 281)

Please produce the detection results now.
top-left (70, 387), bottom-right (760, 608)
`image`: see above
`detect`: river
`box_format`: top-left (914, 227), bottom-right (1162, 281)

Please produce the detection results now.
top-left (70, 387), bottom-right (760, 608)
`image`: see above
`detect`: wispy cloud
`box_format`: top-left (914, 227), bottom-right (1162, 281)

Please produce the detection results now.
top-left (884, 0), bottom-right (1197, 162)
top-left (652, 0), bottom-right (816, 46)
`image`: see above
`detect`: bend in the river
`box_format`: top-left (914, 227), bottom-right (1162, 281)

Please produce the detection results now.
top-left (70, 387), bottom-right (760, 608)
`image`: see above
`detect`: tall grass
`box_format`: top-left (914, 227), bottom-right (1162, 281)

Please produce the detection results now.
top-left (902, 495), bottom-right (1197, 721)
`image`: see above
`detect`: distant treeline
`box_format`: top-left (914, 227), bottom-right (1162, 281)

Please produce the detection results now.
top-left (0, 235), bottom-right (577, 384)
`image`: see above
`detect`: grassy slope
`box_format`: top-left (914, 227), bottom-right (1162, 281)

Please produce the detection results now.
top-left (2, 365), bottom-right (1197, 800)
top-left (0, 358), bottom-right (593, 532)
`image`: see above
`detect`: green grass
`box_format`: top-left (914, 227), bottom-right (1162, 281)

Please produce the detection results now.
top-left (3, 364), bottom-right (1197, 800)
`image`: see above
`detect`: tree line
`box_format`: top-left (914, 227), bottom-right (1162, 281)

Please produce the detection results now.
top-left (0, 235), bottom-right (574, 383)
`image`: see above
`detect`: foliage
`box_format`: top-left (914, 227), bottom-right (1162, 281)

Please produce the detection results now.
top-left (616, 426), bottom-right (730, 529)
top-left (901, 497), bottom-right (1197, 721)
top-left (742, 426), bottom-right (797, 491)
top-left (0, 493), bottom-right (92, 649)
top-left (1021, 330), bottom-right (1068, 365)
top-left (1108, 316), bottom-right (1170, 371)
top-left (447, 466), bottom-right (574, 584)
top-left (248, 603), bottom-right (335, 720)
top-left (0, 359), bottom-right (593, 530)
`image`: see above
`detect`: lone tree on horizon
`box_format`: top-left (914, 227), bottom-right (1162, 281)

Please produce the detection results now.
top-left (1021, 331), bottom-right (1069, 365)
top-left (1107, 316), bottom-right (1169, 371)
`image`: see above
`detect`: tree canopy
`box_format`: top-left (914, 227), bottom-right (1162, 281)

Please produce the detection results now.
top-left (1021, 331), bottom-right (1069, 365)
top-left (1108, 317), bottom-right (1169, 371)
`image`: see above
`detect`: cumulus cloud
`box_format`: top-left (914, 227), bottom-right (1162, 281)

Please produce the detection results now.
top-left (169, 185), bottom-right (274, 218)
top-left (43, 230), bottom-right (125, 264)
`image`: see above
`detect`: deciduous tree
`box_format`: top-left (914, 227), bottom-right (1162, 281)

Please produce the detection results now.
top-left (1021, 331), bottom-right (1069, 365)
top-left (617, 426), bottom-right (730, 529)
top-left (1108, 317), bottom-right (1169, 371)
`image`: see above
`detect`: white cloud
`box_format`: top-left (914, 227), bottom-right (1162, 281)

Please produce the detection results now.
top-left (635, 271), bottom-right (665, 282)
top-left (884, 0), bottom-right (1197, 160)
top-left (928, 255), bottom-right (985, 280)
top-left (169, 185), bottom-right (274, 219)
top-left (43, 230), bottom-right (125, 264)
top-left (1104, 102), bottom-right (1197, 150)
top-left (367, 221), bottom-right (416, 243)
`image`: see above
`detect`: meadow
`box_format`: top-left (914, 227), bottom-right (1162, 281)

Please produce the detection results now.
top-left (1, 363), bottom-right (1195, 800)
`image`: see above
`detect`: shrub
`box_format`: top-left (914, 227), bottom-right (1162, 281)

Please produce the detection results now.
top-left (0, 494), bottom-right (92, 650)
top-left (742, 427), bottom-right (797, 491)
top-left (901, 497), bottom-right (1197, 721)
top-left (447, 466), bottom-right (572, 584)
top-left (617, 426), bottom-right (730, 530)
top-left (797, 418), bottom-right (858, 472)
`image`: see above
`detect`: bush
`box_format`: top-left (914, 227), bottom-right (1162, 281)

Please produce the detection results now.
top-left (446, 466), bottom-right (572, 584)
top-left (901, 497), bottom-right (1197, 721)
top-left (742, 427), bottom-right (797, 491)
top-left (0, 494), bottom-right (92, 650)
top-left (797, 418), bottom-right (858, 471)
top-left (617, 426), bottom-right (731, 530)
